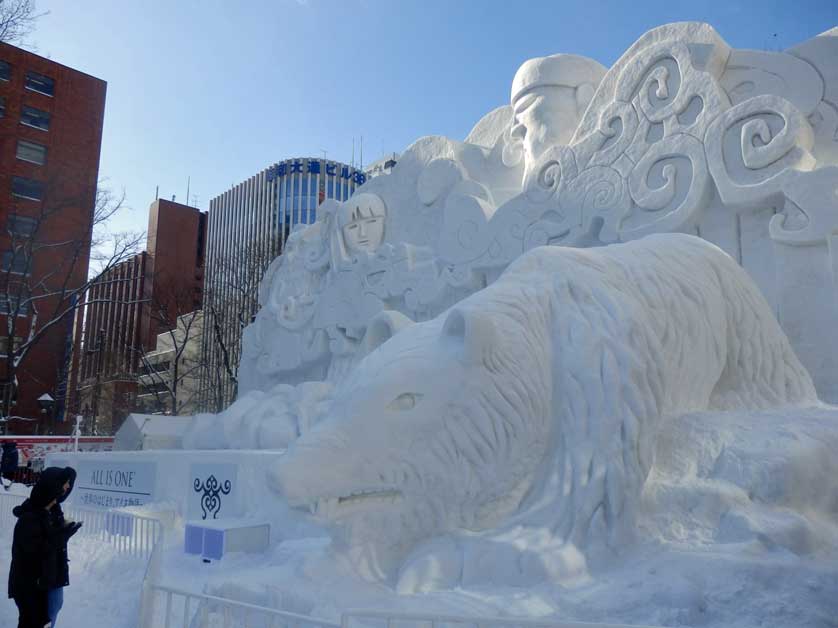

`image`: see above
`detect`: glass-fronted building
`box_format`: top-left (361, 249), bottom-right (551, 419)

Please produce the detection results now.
top-left (267, 157), bottom-right (367, 245)
top-left (200, 157), bottom-right (366, 411)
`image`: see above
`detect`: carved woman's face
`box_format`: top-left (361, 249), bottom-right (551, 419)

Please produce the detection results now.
top-left (342, 214), bottom-right (385, 254)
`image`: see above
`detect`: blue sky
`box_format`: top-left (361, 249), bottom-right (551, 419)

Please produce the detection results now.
top-left (28, 0), bottom-right (838, 237)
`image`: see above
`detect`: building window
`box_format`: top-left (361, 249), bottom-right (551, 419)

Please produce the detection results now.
top-left (0, 336), bottom-right (23, 355)
top-left (0, 96), bottom-right (5, 118)
top-left (11, 176), bottom-right (45, 201)
top-left (1, 250), bottom-right (30, 275)
top-left (24, 71), bottom-right (54, 97)
top-left (140, 380), bottom-right (169, 395)
top-left (20, 105), bottom-right (50, 131)
top-left (139, 359), bottom-right (171, 377)
top-left (0, 292), bottom-right (28, 316)
top-left (16, 140), bottom-right (47, 165)
top-left (277, 178), bottom-right (285, 229)
top-left (0, 60), bottom-right (10, 81)
top-left (7, 214), bottom-right (38, 237)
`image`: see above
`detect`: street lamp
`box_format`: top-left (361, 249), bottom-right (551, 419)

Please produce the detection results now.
top-left (37, 393), bottom-right (55, 414)
top-left (37, 393), bottom-right (55, 433)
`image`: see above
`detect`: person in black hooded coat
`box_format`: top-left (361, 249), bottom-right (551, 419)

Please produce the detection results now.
top-left (1, 441), bottom-right (19, 483)
top-left (8, 466), bottom-right (81, 628)
top-left (45, 467), bottom-right (77, 628)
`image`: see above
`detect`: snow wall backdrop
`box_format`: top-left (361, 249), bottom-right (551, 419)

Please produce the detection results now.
top-left (184, 22), bottom-right (838, 595)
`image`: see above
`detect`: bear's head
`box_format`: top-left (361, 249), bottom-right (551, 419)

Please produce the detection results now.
top-left (272, 304), bottom-right (552, 580)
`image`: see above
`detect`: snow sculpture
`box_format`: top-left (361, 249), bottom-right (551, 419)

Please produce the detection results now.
top-left (185, 21), bottom-right (838, 588)
top-left (234, 22), bottom-right (838, 402)
top-left (272, 235), bottom-right (817, 581)
top-left (504, 54), bottom-right (608, 178)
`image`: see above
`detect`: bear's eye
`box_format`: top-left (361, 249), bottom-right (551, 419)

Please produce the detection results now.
top-left (388, 392), bottom-right (422, 411)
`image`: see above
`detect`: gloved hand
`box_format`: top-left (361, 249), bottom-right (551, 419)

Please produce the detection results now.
top-left (63, 520), bottom-right (83, 539)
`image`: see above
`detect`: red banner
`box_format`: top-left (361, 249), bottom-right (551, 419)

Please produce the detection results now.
top-left (0, 436), bottom-right (113, 467)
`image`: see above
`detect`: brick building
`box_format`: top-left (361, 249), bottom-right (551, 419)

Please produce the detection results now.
top-left (0, 42), bottom-right (106, 434)
top-left (73, 199), bottom-right (206, 434)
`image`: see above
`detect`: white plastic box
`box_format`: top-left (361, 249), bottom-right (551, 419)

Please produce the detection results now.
top-left (184, 519), bottom-right (270, 561)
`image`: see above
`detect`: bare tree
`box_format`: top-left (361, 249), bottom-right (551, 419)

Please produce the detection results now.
top-left (1, 180), bottom-right (143, 427)
top-left (0, 0), bottom-right (42, 45)
top-left (134, 278), bottom-right (203, 416)
top-left (201, 239), bottom-right (275, 412)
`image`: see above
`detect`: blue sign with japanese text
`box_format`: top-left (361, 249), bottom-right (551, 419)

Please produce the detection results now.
top-left (266, 161), bottom-right (366, 186)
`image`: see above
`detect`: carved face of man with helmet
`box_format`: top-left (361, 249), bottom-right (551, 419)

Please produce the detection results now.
top-left (505, 54), bottom-right (608, 179)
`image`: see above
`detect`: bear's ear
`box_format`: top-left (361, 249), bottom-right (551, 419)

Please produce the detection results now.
top-left (360, 310), bottom-right (415, 357)
top-left (442, 308), bottom-right (497, 366)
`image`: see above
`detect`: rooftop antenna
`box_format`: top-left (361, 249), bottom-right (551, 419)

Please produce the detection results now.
top-left (186, 176), bottom-right (190, 206)
top-left (351, 137), bottom-right (355, 169)
top-left (360, 136), bottom-right (363, 171)
top-left (155, 185), bottom-right (159, 200)
top-left (320, 149), bottom-right (327, 160)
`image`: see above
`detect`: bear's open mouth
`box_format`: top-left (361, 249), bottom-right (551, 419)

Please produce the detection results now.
top-left (303, 488), bottom-right (404, 518)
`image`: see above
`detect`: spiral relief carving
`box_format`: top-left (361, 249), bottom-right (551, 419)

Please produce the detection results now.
top-left (626, 134), bottom-right (710, 237)
top-left (524, 145), bottom-right (577, 204)
top-left (564, 166), bottom-right (630, 243)
top-left (512, 37), bottom-right (728, 246)
top-left (706, 95), bottom-right (817, 207)
top-left (584, 102), bottom-right (638, 169)
top-left (445, 24), bottom-right (835, 284)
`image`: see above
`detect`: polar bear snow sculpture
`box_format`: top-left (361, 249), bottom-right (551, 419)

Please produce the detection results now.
top-left (272, 234), bottom-right (817, 581)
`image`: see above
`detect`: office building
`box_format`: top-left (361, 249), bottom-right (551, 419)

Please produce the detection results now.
top-left (135, 310), bottom-right (203, 416)
top-left (72, 199), bottom-right (206, 434)
top-left (0, 42), bottom-right (106, 434)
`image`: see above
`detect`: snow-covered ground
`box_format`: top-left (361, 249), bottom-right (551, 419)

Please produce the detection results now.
top-left (3, 514), bottom-right (836, 628)
top-left (0, 503), bottom-right (147, 628)
top-left (3, 409), bottom-right (838, 627)
top-left (152, 530), bottom-right (838, 627)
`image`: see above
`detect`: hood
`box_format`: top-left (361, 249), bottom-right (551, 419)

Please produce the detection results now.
top-left (2, 441), bottom-right (16, 451)
top-left (13, 479), bottom-right (57, 517)
top-left (56, 466), bottom-right (76, 504)
top-left (13, 466), bottom-right (75, 517)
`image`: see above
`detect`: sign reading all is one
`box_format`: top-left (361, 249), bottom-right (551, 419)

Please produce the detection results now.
top-left (71, 460), bottom-right (157, 510)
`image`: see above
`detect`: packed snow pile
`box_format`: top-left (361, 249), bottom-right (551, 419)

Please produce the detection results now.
top-left (0, 524), bottom-right (146, 628)
top-left (178, 20), bottom-right (838, 628)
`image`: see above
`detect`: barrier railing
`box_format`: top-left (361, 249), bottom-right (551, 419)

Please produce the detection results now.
top-left (142, 584), bottom-right (341, 628)
top-left (341, 611), bottom-right (668, 628)
top-left (0, 492), bottom-right (162, 559)
top-left (63, 504), bottom-right (163, 559)
top-left (0, 492), bottom-right (25, 523)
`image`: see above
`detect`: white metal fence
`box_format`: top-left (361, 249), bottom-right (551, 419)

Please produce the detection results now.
top-left (141, 585), bottom-right (341, 628)
top-left (139, 596), bottom-right (671, 628)
top-left (0, 492), bottom-right (162, 559)
top-left (340, 611), bottom-right (668, 628)
top-left (0, 492), bottom-right (26, 523)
